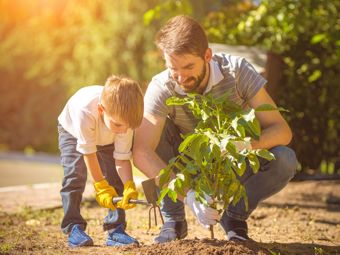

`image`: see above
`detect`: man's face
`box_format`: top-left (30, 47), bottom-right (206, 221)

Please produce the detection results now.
top-left (164, 52), bottom-right (210, 94)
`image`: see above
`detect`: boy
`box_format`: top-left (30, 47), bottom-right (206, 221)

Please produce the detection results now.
top-left (58, 75), bottom-right (144, 247)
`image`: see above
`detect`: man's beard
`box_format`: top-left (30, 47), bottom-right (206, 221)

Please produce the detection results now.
top-left (178, 64), bottom-right (207, 93)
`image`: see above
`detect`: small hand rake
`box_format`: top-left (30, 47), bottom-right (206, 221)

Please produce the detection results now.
top-left (112, 178), bottom-right (164, 231)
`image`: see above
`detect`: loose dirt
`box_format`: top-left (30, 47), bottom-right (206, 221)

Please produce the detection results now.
top-left (0, 180), bottom-right (339, 255)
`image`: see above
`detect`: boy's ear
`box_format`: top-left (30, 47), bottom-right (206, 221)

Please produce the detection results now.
top-left (205, 48), bottom-right (212, 62)
top-left (98, 103), bottom-right (104, 114)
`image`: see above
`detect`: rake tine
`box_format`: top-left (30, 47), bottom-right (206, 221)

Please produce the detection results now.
top-left (148, 206), bottom-right (153, 231)
top-left (154, 206), bottom-right (157, 226)
top-left (156, 205), bottom-right (164, 224)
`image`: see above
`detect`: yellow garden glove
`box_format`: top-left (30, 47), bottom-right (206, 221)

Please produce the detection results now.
top-left (93, 179), bottom-right (118, 210)
top-left (117, 180), bottom-right (138, 210)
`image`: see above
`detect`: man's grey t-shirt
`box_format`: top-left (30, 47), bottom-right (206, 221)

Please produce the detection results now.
top-left (144, 53), bottom-right (267, 134)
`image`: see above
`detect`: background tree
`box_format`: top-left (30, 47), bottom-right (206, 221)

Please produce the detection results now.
top-left (0, 0), bottom-right (159, 153)
top-left (205, 0), bottom-right (340, 171)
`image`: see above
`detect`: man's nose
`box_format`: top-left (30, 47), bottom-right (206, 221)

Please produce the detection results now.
top-left (175, 72), bottom-right (187, 83)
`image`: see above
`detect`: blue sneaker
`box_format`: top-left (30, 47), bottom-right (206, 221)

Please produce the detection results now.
top-left (68, 224), bottom-right (94, 247)
top-left (106, 224), bottom-right (139, 246)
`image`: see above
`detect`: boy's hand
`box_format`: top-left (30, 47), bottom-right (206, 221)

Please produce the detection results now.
top-left (117, 180), bottom-right (138, 210)
top-left (93, 179), bottom-right (118, 210)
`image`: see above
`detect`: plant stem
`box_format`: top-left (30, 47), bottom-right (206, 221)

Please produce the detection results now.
top-left (210, 225), bottom-right (214, 239)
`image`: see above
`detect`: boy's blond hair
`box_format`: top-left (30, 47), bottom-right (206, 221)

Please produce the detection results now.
top-left (101, 75), bottom-right (144, 129)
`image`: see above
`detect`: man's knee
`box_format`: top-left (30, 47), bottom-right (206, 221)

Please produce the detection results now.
top-left (270, 146), bottom-right (298, 180)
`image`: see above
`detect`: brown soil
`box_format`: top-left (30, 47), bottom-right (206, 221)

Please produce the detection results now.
top-left (0, 180), bottom-right (339, 255)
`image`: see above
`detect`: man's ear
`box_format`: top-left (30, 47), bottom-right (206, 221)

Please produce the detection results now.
top-left (204, 48), bottom-right (212, 62)
top-left (98, 103), bottom-right (104, 114)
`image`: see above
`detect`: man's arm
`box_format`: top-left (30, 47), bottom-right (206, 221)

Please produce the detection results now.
top-left (248, 87), bottom-right (292, 149)
top-left (133, 113), bottom-right (167, 182)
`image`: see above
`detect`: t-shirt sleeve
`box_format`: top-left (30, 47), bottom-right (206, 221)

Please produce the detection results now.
top-left (113, 129), bottom-right (133, 160)
top-left (236, 58), bottom-right (267, 102)
top-left (75, 110), bottom-right (97, 155)
top-left (144, 78), bottom-right (171, 118)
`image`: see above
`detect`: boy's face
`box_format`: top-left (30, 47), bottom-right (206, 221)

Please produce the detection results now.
top-left (98, 104), bottom-right (129, 134)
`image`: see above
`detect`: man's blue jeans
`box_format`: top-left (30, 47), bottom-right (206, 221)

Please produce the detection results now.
top-left (58, 123), bottom-right (125, 234)
top-left (156, 118), bottom-right (298, 223)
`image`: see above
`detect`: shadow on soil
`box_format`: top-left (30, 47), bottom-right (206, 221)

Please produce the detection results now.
top-left (261, 201), bottom-right (340, 213)
top-left (259, 242), bottom-right (340, 255)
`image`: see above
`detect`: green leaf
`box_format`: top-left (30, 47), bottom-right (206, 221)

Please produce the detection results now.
top-left (242, 109), bottom-right (256, 122)
top-left (158, 166), bottom-right (172, 188)
top-left (238, 118), bottom-right (260, 140)
top-left (248, 153), bottom-right (260, 173)
top-left (231, 118), bottom-right (245, 137)
top-left (232, 185), bottom-right (243, 206)
top-left (255, 149), bottom-right (276, 161)
top-left (184, 161), bottom-right (198, 175)
top-left (157, 187), bottom-right (170, 204)
top-left (308, 70), bottom-right (322, 82)
top-left (310, 34), bottom-right (326, 44)
top-left (178, 133), bottom-right (207, 155)
top-left (167, 189), bottom-right (178, 202)
top-left (236, 156), bottom-right (247, 177)
top-left (166, 96), bottom-right (188, 106)
top-left (143, 9), bottom-right (155, 26)
top-left (255, 104), bottom-right (288, 112)
top-left (220, 137), bottom-right (229, 152)
top-left (242, 186), bottom-right (249, 211)
top-left (226, 141), bottom-right (239, 158)
top-left (174, 177), bottom-right (185, 196)
top-left (238, 109), bottom-right (261, 139)
top-left (201, 109), bottom-right (209, 121)
top-left (226, 181), bottom-right (240, 200)
top-left (204, 130), bottom-right (220, 145)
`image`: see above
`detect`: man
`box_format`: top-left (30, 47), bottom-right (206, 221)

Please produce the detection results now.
top-left (133, 15), bottom-right (297, 243)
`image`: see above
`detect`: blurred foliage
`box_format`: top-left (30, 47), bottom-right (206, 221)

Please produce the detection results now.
top-left (0, 0), bottom-right (162, 153)
top-left (208, 0), bottom-right (340, 170)
top-left (1, 0), bottom-right (339, 171)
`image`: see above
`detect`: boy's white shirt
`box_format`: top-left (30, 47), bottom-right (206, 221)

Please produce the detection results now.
top-left (58, 85), bottom-right (132, 160)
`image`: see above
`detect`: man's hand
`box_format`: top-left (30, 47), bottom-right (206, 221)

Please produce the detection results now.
top-left (117, 180), bottom-right (138, 210)
top-left (184, 189), bottom-right (220, 229)
top-left (93, 179), bottom-right (118, 210)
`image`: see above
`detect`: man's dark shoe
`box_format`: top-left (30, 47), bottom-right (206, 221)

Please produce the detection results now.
top-left (68, 224), bottom-right (94, 247)
top-left (220, 215), bottom-right (249, 241)
top-left (154, 220), bottom-right (188, 243)
top-left (106, 224), bottom-right (139, 246)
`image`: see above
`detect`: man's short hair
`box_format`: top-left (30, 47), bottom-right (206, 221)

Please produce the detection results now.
top-left (155, 15), bottom-right (208, 58)
top-left (101, 75), bottom-right (144, 129)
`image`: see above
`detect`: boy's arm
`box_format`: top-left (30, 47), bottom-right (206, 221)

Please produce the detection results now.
top-left (115, 159), bottom-right (133, 184)
top-left (83, 153), bottom-right (105, 182)
top-left (115, 159), bottom-right (138, 210)
top-left (84, 153), bottom-right (117, 210)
